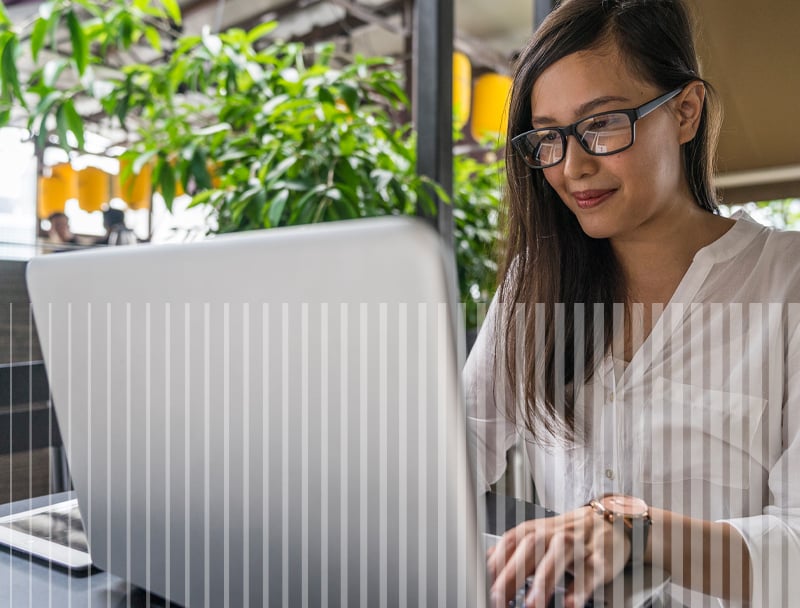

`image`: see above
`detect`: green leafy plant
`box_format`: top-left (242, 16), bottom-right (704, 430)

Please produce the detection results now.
top-left (452, 148), bottom-right (502, 330)
top-left (719, 199), bottom-right (800, 230)
top-left (0, 0), bottom-right (501, 330)
top-left (0, 0), bottom-right (181, 150)
top-left (113, 26), bottom-right (439, 229)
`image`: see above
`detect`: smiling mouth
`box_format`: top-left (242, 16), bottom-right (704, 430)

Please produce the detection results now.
top-left (572, 189), bottom-right (616, 209)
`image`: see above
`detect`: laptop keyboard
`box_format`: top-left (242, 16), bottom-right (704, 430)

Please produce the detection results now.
top-left (507, 576), bottom-right (595, 607)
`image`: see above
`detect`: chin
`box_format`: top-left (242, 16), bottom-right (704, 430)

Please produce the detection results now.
top-left (575, 217), bottom-right (616, 240)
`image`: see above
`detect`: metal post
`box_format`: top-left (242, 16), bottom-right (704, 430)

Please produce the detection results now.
top-left (534, 0), bottom-right (557, 29)
top-left (412, 0), bottom-right (454, 250)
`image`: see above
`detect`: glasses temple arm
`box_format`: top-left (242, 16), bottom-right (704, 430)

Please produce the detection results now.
top-left (635, 87), bottom-right (684, 119)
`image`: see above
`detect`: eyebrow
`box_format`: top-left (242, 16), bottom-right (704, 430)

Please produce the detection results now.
top-left (532, 95), bottom-right (632, 126)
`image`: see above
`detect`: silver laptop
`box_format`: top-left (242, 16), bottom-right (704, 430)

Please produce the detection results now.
top-left (27, 217), bottom-right (485, 607)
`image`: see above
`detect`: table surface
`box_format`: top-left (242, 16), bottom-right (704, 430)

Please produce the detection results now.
top-left (0, 492), bottom-right (669, 607)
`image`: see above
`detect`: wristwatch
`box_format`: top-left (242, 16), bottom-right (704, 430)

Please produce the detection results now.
top-left (588, 494), bottom-right (652, 569)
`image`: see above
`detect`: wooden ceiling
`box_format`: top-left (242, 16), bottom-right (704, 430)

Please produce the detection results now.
top-left (688, 0), bottom-right (800, 203)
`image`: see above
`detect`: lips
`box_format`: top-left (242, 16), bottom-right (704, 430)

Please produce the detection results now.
top-left (571, 189), bottom-right (616, 210)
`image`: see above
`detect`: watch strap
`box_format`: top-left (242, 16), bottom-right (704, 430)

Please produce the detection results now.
top-left (625, 512), bottom-right (651, 570)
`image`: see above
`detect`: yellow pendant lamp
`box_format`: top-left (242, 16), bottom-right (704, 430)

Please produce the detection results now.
top-left (38, 163), bottom-right (78, 218)
top-left (470, 73), bottom-right (513, 142)
top-left (452, 51), bottom-right (472, 130)
top-left (113, 159), bottom-right (152, 209)
top-left (77, 167), bottom-right (110, 212)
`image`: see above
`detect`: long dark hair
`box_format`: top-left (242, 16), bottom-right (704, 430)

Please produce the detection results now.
top-left (497, 0), bottom-right (722, 443)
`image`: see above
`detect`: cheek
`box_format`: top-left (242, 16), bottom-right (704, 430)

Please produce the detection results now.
top-left (605, 149), bottom-right (661, 186)
top-left (542, 167), bottom-right (564, 194)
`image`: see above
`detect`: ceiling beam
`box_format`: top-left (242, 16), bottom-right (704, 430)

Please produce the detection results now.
top-left (328, 0), bottom-right (407, 36)
top-left (235, 0), bottom-right (326, 28)
top-left (454, 30), bottom-right (512, 74)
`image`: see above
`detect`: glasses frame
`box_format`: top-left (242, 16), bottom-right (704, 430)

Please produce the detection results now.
top-left (512, 86), bottom-right (685, 169)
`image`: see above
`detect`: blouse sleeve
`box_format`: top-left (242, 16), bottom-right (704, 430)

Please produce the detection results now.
top-left (718, 308), bottom-right (800, 606)
top-left (464, 297), bottom-right (519, 494)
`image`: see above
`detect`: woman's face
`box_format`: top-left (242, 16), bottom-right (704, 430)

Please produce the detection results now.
top-left (531, 45), bottom-right (694, 243)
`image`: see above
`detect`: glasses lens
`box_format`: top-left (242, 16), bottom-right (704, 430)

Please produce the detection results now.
top-left (515, 130), bottom-right (563, 168)
top-left (576, 112), bottom-right (632, 154)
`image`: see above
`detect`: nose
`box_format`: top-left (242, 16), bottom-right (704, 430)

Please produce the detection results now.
top-left (561, 134), bottom-right (598, 180)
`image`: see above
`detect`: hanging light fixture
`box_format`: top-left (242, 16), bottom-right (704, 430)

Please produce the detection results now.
top-left (38, 163), bottom-right (78, 218)
top-left (77, 166), bottom-right (110, 212)
top-left (452, 51), bottom-right (472, 131)
top-left (113, 159), bottom-right (152, 209)
top-left (470, 72), bottom-right (513, 142)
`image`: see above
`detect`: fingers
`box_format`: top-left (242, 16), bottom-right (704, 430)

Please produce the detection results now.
top-left (487, 522), bottom-right (531, 581)
top-left (524, 531), bottom-right (574, 608)
top-left (564, 554), bottom-right (608, 608)
top-left (490, 526), bottom-right (547, 606)
top-left (486, 509), bottom-right (624, 607)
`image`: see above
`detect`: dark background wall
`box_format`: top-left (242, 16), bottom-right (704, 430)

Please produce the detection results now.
top-left (0, 260), bottom-right (59, 503)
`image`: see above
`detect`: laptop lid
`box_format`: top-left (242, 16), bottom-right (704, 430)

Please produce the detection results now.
top-left (27, 217), bottom-right (485, 606)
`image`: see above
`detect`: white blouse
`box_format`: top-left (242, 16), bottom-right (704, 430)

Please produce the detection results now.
top-left (465, 212), bottom-right (800, 607)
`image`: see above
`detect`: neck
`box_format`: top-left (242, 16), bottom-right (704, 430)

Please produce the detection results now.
top-left (610, 201), bottom-right (734, 304)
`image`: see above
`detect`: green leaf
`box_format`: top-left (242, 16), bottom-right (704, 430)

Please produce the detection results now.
top-left (31, 18), bottom-right (49, 62)
top-left (167, 58), bottom-right (188, 93)
top-left (190, 149), bottom-right (212, 190)
top-left (247, 21), bottom-right (277, 44)
top-left (143, 26), bottom-right (162, 53)
top-left (0, 3), bottom-right (10, 26)
top-left (189, 189), bottom-right (215, 208)
top-left (0, 35), bottom-right (21, 103)
top-left (174, 35), bottom-right (201, 57)
top-left (371, 169), bottom-right (394, 194)
top-left (61, 99), bottom-right (84, 149)
top-left (161, 0), bottom-right (182, 26)
top-left (339, 84), bottom-right (359, 111)
top-left (118, 13), bottom-right (134, 49)
top-left (202, 31), bottom-right (222, 56)
top-left (34, 112), bottom-right (50, 150)
top-left (158, 159), bottom-right (177, 209)
top-left (55, 103), bottom-right (70, 149)
top-left (260, 93), bottom-right (290, 116)
top-left (44, 7), bottom-right (61, 49)
top-left (264, 157), bottom-right (295, 183)
top-left (43, 58), bottom-right (69, 87)
top-left (0, 107), bottom-right (9, 127)
top-left (318, 86), bottom-right (335, 106)
top-left (267, 189), bottom-right (289, 227)
top-left (72, 0), bottom-right (103, 18)
top-left (332, 195), bottom-right (359, 219)
top-left (66, 11), bottom-right (88, 75)
top-left (132, 150), bottom-right (158, 175)
top-left (195, 122), bottom-right (231, 136)
top-left (35, 90), bottom-right (61, 117)
top-left (291, 183), bottom-right (327, 219)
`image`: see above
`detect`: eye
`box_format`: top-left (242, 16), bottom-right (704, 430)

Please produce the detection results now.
top-left (587, 118), bottom-right (609, 131)
top-left (533, 130), bottom-right (559, 145)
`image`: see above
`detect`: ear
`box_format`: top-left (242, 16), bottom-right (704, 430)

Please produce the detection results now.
top-left (676, 80), bottom-right (705, 144)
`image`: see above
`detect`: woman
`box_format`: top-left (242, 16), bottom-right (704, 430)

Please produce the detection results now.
top-left (464, 0), bottom-right (800, 606)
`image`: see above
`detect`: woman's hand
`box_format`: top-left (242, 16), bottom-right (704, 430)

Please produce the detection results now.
top-left (487, 506), bottom-right (630, 608)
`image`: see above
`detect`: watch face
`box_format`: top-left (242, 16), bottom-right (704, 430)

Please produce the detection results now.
top-left (600, 495), bottom-right (648, 517)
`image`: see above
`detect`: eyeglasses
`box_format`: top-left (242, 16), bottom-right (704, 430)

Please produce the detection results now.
top-left (511, 86), bottom-right (684, 169)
